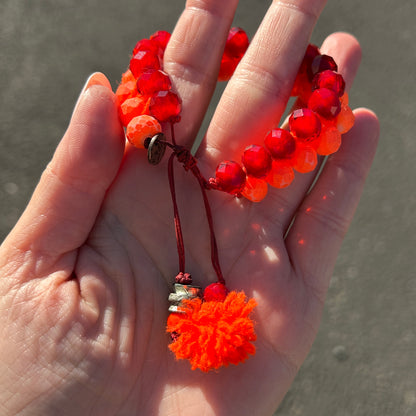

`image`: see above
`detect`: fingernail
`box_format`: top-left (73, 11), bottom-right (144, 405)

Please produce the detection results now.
top-left (81, 72), bottom-right (112, 94)
top-left (72, 72), bottom-right (112, 117)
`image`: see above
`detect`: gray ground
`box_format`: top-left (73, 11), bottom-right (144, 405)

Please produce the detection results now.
top-left (0, 1), bottom-right (415, 415)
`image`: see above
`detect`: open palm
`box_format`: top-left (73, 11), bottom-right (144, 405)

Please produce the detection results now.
top-left (0, 1), bottom-right (379, 415)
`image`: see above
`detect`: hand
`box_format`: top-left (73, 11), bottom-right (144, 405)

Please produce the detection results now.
top-left (0, 0), bottom-right (379, 415)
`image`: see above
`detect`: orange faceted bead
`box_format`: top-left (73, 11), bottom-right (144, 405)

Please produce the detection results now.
top-left (115, 80), bottom-right (138, 106)
top-left (266, 161), bottom-right (295, 188)
top-left (241, 176), bottom-right (268, 202)
top-left (293, 144), bottom-right (318, 173)
top-left (118, 95), bottom-right (150, 127)
top-left (121, 69), bottom-right (136, 83)
top-left (336, 105), bottom-right (355, 134)
top-left (126, 115), bottom-right (162, 148)
top-left (316, 126), bottom-right (342, 155)
top-left (340, 92), bottom-right (349, 106)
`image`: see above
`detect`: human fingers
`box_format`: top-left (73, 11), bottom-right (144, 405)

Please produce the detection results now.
top-left (203, 0), bottom-right (327, 163)
top-left (261, 32), bottom-right (363, 232)
top-left (163, 0), bottom-right (239, 147)
top-left (1, 73), bottom-right (125, 278)
top-left (286, 108), bottom-right (379, 297)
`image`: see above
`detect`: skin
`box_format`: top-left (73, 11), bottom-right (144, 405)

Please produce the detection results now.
top-left (0, 0), bottom-right (379, 415)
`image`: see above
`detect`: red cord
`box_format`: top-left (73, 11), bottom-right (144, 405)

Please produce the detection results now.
top-left (167, 124), bottom-right (225, 285)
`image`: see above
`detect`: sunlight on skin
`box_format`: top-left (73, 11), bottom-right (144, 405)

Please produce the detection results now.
top-left (263, 245), bottom-right (280, 263)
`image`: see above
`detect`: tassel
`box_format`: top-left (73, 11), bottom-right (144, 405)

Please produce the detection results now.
top-left (167, 290), bottom-right (256, 372)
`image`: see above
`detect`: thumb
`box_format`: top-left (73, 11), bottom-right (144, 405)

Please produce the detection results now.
top-left (2, 73), bottom-right (125, 270)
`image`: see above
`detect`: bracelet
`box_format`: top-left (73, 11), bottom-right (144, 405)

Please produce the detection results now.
top-left (115, 28), bottom-right (354, 371)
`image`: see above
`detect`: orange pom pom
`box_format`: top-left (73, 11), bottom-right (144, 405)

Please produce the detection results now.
top-left (167, 291), bottom-right (257, 371)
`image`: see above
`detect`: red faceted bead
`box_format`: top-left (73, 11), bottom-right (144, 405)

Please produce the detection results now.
top-left (214, 160), bottom-right (246, 194)
top-left (130, 50), bottom-right (161, 78)
top-left (203, 283), bottom-right (229, 302)
top-left (264, 128), bottom-right (296, 159)
top-left (224, 27), bottom-right (249, 58)
top-left (242, 145), bottom-right (272, 178)
top-left (312, 70), bottom-right (345, 97)
top-left (137, 70), bottom-right (172, 95)
top-left (218, 27), bottom-right (249, 81)
top-left (218, 55), bottom-right (239, 82)
top-left (150, 30), bottom-right (171, 54)
top-left (308, 88), bottom-right (341, 120)
top-left (292, 44), bottom-right (320, 97)
top-left (132, 39), bottom-right (160, 56)
top-left (289, 108), bottom-right (321, 141)
top-left (299, 44), bottom-right (321, 75)
top-left (308, 54), bottom-right (338, 81)
top-left (149, 90), bottom-right (181, 123)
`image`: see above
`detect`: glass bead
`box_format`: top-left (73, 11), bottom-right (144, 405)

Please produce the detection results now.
top-left (118, 95), bottom-right (150, 127)
top-left (241, 176), bottom-right (268, 202)
top-left (336, 105), bottom-right (355, 134)
top-left (266, 161), bottom-right (295, 188)
top-left (215, 161), bottom-right (246, 194)
top-left (115, 80), bottom-right (138, 106)
top-left (242, 145), bottom-right (272, 178)
top-left (264, 128), bottom-right (296, 159)
top-left (132, 39), bottom-right (161, 57)
top-left (312, 70), bottom-right (345, 97)
top-left (224, 27), bottom-right (249, 59)
top-left (218, 27), bottom-right (249, 81)
top-left (150, 30), bottom-right (171, 57)
top-left (308, 54), bottom-right (338, 81)
top-left (130, 50), bottom-right (161, 78)
top-left (308, 88), bottom-right (341, 120)
top-left (293, 144), bottom-right (318, 173)
top-left (316, 126), bottom-right (342, 155)
top-left (149, 90), bottom-right (182, 123)
top-left (289, 108), bottom-right (321, 142)
top-left (121, 69), bottom-right (136, 83)
top-left (137, 70), bottom-right (172, 95)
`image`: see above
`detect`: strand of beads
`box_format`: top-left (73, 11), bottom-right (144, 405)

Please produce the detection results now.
top-left (210, 44), bottom-right (355, 202)
top-left (115, 30), bottom-right (181, 148)
top-left (115, 28), bottom-right (249, 148)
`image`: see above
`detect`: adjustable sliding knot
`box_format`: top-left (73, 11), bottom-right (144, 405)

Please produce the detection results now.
top-left (173, 145), bottom-right (197, 171)
top-left (175, 272), bottom-right (193, 284)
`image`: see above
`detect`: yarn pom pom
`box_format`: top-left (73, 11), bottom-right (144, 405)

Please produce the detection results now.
top-left (166, 291), bottom-right (257, 371)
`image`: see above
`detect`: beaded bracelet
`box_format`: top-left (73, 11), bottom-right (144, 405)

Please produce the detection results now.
top-left (115, 28), bottom-right (354, 372)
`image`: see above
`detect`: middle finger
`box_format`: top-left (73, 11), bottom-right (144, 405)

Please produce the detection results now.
top-left (203, 0), bottom-right (328, 164)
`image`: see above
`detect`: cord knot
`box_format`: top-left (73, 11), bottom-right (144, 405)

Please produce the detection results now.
top-left (173, 146), bottom-right (197, 171)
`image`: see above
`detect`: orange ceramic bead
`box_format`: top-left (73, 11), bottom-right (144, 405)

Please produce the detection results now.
top-left (126, 115), bottom-right (162, 148)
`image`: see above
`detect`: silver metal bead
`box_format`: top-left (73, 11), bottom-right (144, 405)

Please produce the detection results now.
top-left (168, 283), bottom-right (202, 313)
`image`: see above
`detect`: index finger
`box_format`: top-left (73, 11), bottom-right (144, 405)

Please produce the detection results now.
top-left (203, 0), bottom-right (327, 163)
